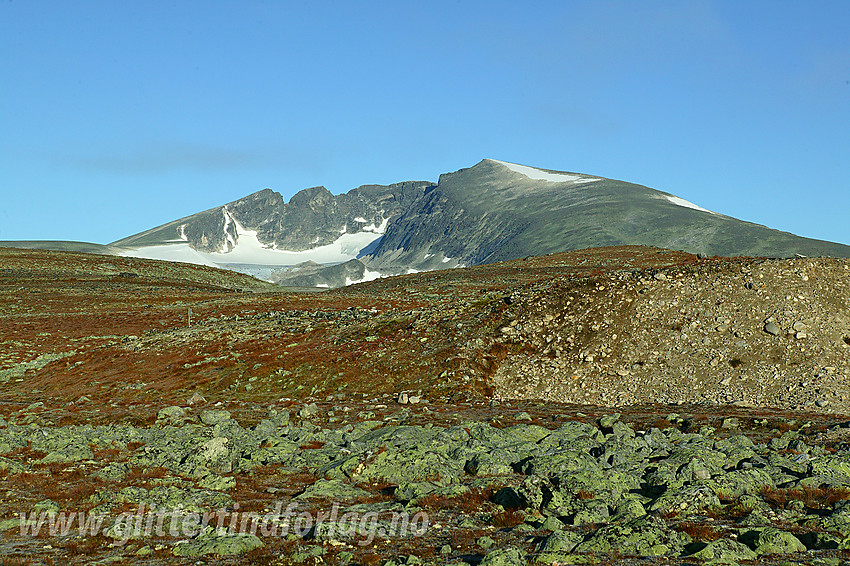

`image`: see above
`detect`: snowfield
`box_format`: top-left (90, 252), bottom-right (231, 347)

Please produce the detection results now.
top-left (663, 195), bottom-right (715, 214)
top-left (120, 208), bottom-right (389, 276)
top-left (345, 268), bottom-right (383, 286)
top-left (491, 159), bottom-right (599, 184)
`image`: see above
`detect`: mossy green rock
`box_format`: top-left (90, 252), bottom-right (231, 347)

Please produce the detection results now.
top-left (157, 406), bottom-right (186, 423)
top-left (0, 456), bottom-right (25, 474)
top-left (352, 447), bottom-right (464, 484)
top-left (572, 500), bottom-right (610, 526)
top-left (173, 531), bottom-right (263, 556)
top-left (291, 544), bottom-right (326, 562)
top-left (465, 451), bottom-right (516, 476)
top-left (611, 497), bottom-right (647, 521)
top-left (574, 516), bottom-right (689, 556)
top-left (479, 548), bottom-right (525, 566)
top-left (112, 485), bottom-right (231, 513)
top-left (295, 478), bottom-right (370, 501)
top-left (395, 481), bottom-right (440, 502)
top-left (810, 454), bottom-right (850, 486)
top-left (749, 527), bottom-right (807, 554)
top-left (37, 443), bottom-right (94, 464)
top-left (522, 450), bottom-right (599, 477)
top-left (689, 538), bottom-right (757, 563)
top-left (650, 485), bottom-right (721, 517)
top-left (198, 474), bottom-right (237, 491)
top-left (538, 530), bottom-right (583, 554)
top-left (705, 468), bottom-right (774, 499)
top-left (199, 410), bottom-right (232, 426)
top-left (0, 518), bottom-right (21, 532)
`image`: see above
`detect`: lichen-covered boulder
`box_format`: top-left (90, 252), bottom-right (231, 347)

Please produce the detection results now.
top-left (349, 446), bottom-right (465, 484)
top-left (650, 485), bottom-right (721, 517)
top-left (688, 538), bottom-right (757, 563)
top-left (199, 410), bottom-right (232, 426)
top-left (173, 527), bottom-right (263, 557)
top-left (156, 405), bottom-right (187, 424)
top-left (746, 527), bottom-right (807, 555)
top-left (705, 468), bottom-right (774, 500)
top-left (296, 478), bottom-right (370, 501)
top-left (534, 530), bottom-right (587, 563)
top-left (479, 548), bottom-right (525, 566)
top-left (574, 516), bottom-right (690, 556)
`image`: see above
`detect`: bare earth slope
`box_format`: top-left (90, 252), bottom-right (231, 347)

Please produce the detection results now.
top-left (492, 252), bottom-right (850, 411)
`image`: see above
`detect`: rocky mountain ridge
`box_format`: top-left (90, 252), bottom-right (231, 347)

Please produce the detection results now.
top-left (98, 159), bottom-right (850, 286)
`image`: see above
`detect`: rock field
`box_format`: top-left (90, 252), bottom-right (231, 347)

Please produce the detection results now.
top-left (2, 245), bottom-right (850, 564)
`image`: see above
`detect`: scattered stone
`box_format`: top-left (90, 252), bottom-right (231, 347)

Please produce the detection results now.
top-left (298, 403), bottom-right (319, 418)
top-left (479, 548), bottom-right (525, 566)
top-left (0, 518), bottom-right (21, 532)
top-left (477, 536), bottom-right (496, 549)
top-left (599, 413), bottom-right (621, 429)
top-left (199, 410), bottom-right (232, 426)
top-left (198, 474), bottom-right (236, 491)
top-left (187, 392), bottom-right (207, 405)
top-left (157, 406), bottom-right (186, 423)
top-left (764, 321), bottom-right (781, 336)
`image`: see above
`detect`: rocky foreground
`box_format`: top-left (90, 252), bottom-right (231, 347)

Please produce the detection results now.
top-left (4, 399), bottom-right (850, 564)
top-left (3, 246), bottom-right (850, 564)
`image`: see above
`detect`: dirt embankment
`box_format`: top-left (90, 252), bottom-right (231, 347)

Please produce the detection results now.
top-left (493, 257), bottom-right (850, 412)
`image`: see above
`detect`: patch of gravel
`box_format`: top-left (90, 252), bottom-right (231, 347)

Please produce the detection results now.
top-left (492, 257), bottom-right (850, 412)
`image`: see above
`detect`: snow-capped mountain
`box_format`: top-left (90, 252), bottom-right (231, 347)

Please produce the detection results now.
top-left (109, 181), bottom-right (429, 282)
top-left (98, 158), bottom-right (850, 286)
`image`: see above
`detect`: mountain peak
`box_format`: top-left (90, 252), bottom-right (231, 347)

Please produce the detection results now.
top-left (109, 159), bottom-right (850, 288)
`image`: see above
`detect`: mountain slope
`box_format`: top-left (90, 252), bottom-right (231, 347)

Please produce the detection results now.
top-left (110, 182), bottom-right (431, 277)
top-left (108, 158), bottom-right (850, 286)
top-left (365, 159), bottom-right (850, 272)
top-left (0, 240), bottom-right (122, 255)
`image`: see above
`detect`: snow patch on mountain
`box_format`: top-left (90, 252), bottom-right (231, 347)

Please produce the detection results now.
top-left (345, 268), bottom-right (382, 286)
top-left (121, 210), bottom-right (388, 270)
top-left (361, 217), bottom-right (389, 234)
top-left (491, 159), bottom-right (598, 184)
top-left (220, 208), bottom-right (237, 252)
top-left (663, 195), bottom-right (715, 214)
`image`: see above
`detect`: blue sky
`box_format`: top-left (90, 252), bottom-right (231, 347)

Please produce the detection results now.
top-left (2, 1), bottom-right (848, 245)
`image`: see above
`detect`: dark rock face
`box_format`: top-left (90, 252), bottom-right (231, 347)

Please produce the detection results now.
top-left (112, 182), bottom-right (431, 255)
top-left (367, 159), bottom-right (850, 271)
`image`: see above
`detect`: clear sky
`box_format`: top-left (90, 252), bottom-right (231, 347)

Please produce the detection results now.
top-left (2, 1), bottom-right (848, 246)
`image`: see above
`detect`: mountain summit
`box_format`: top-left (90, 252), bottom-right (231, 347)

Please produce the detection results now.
top-left (104, 159), bottom-right (850, 286)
